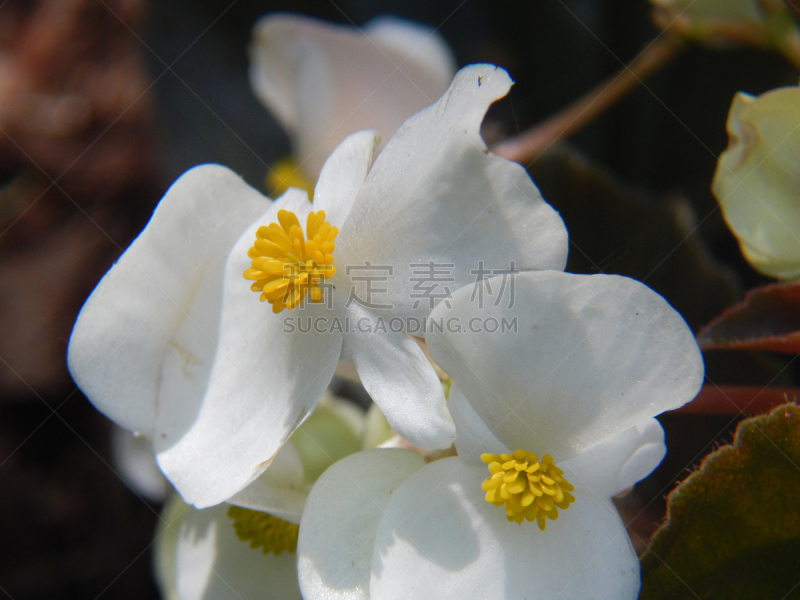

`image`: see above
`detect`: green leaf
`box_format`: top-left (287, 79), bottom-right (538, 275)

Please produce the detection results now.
top-left (640, 403), bottom-right (800, 600)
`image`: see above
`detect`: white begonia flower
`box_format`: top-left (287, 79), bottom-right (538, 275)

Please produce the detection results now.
top-left (712, 86), bottom-right (800, 280)
top-left (298, 271), bottom-right (703, 600)
top-left (155, 495), bottom-right (302, 600)
top-left (68, 64), bottom-right (568, 508)
top-left (228, 392), bottom-right (388, 525)
top-left (250, 13), bottom-right (456, 181)
top-left (155, 395), bottom-right (389, 600)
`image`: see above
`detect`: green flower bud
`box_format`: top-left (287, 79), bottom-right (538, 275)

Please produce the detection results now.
top-left (712, 86), bottom-right (800, 280)
top-left (288, 394), bottom-right (364, 482)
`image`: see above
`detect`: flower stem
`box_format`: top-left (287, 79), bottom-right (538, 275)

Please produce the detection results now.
top-left (775, 25), bottom-right (800, 70)
top-left (674, 385), bottom-right (799, 415)
top-left (491, 36), bottom-right (682, 165)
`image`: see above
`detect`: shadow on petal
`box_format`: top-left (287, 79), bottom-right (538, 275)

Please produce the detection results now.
top-left (371, 458), bottom-right (483, 592)
top-left (153, 258), bottom-right (225, 454)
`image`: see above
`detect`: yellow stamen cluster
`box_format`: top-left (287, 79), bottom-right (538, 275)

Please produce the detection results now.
top-left (481, 449), bottom-right (575, 530)
top-left (243, 209), bottom-right (337, 313)
top-left (227, 505), bottom-right (299, 555)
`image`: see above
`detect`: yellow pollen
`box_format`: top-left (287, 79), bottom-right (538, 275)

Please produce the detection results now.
top-left (243, 209), bottom-right (337, 313)
top-left (480, 449), bottom-right (575, 531)
top-left (227, 505), bottom-right (299, 555)
top-left (266, 157), bottom-right (314, 199)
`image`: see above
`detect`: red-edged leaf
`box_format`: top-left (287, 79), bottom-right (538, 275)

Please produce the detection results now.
top-left (697, 282), bottom-right (800, 353)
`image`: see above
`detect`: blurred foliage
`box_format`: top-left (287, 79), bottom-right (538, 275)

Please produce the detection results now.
top-left (0, 399), bottom-right (160, 599)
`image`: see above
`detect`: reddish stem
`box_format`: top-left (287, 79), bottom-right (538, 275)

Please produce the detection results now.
top-left (674, 385), bottom-right (799, 415)
top-left (491, 36), bottom-right (682, 165)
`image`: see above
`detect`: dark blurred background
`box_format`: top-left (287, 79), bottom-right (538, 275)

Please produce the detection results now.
top-left (0, 1), bottom-right (796, 598)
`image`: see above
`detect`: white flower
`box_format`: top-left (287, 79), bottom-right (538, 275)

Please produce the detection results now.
top-left (154, 394), bottom-right (386, 600)
top-left (712, 86), bottom-right (800, 280)
top-left (228, 392), bottom-right (385, 524)
top-left (155, 496), bottom-right (302, 600)
top-left (68, 64), bottom-right (568, 508)
top-left (297, 271), bottom-right (703, 600)
top-left (250, 13), bottom-right (456, 181)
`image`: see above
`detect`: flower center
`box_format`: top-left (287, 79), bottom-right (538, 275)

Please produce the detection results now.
top-left (243, 209), bottom-right (337, 313)
top-left (481, 449), bottom-right (575, 530)
top-left (227, 505), bottom-right (299, 555)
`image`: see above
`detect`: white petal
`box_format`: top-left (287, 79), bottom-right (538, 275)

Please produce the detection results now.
top-left (364, 17), bottom-right (456, 87)
top-left (561, 418), bottom-right (666, 498)
top-left (110, 427), bottom-right (168, 503)
top-left (68, 165), bottom-right (269, 433)
top-left (249, 14), bottom-right (455, 180)
top-left (155, 190), bottom-right (342, 507)
top-left (227, 392), bottom-right (367, 524)
top-left (448, 383), bottom-right (507, 461)
top-left (298, 449), bottom-right (425, 600)
top-left (449, 400), bottom-right (665, 498)
top-left (426, 271), bottom-right (703, 462)
top-left (336, 64), bottom-right (568, 322)
top-left (228, 440), bottom-right (308, 525)
top-left (154, 496), bottom-right (302, 600)
top-left (314, 130), bottom-right (379, 226)
top-left (371, 457), bottom-right (640, 600)
top-left (346, 304), bottom-right (454, 451)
